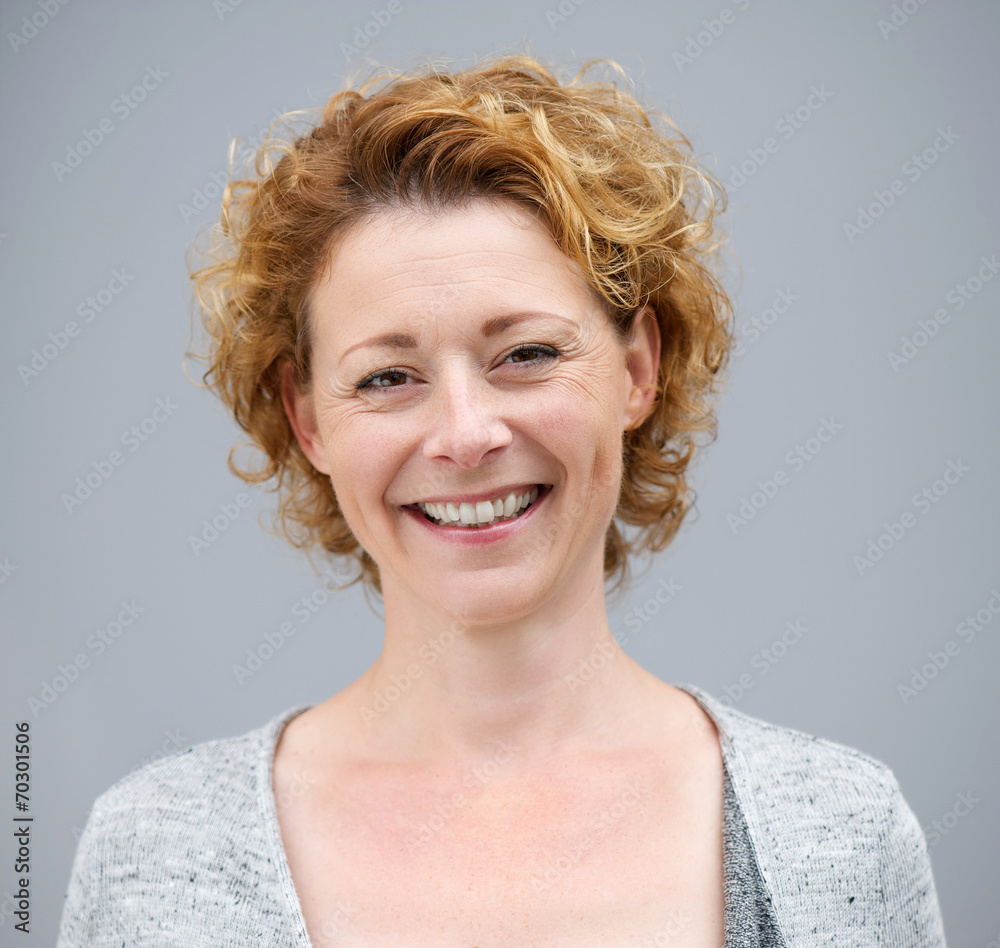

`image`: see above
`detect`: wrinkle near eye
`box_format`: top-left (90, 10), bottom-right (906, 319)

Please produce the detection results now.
top-left (319, 372), bottom-right (365, 400)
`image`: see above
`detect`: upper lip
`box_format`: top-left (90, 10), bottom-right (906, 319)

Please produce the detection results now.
top-left (406, 483), bottom-right (547, 506)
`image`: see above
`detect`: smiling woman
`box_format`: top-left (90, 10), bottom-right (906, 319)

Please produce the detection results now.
top-left (189, 56), bottom-right (730, 602)
top-left (281, 197), bottom-right (664, 625)
top-left (57, 55), bottom-right (946, 947)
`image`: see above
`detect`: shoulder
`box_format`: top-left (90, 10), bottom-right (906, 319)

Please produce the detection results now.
top-left (89, 713), bottom-right (276, 833)
top-left (58, 706), bottom-right (310, 947)
top-left (675, 684), bottom-right (946, 945)
top-left (680, 684), bottom-right (901, 808)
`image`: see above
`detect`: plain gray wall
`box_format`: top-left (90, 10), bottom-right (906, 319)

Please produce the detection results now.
top-left (2, 0), bottom-right (998, 943)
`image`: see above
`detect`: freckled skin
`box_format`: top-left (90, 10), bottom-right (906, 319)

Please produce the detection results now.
top-left (287, 199), bottom-right (655, 642)
top-left (277, 199), bottom-right (725, 945)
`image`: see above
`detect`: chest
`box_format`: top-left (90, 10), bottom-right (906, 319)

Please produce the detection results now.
top-left (273, 759), bottom-right (725, 947)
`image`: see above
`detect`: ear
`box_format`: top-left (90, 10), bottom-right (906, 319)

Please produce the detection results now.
top-left (280, 361), bottom-right (331, 475)
top-left (622, 304), bottom-right (661, 432)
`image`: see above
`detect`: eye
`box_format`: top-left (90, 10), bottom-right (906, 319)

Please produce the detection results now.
top-left (354, 345), bottom-right (559, 394)
top-left (355, 368), bottom-right (411, 391)
top-left (504, 344), bottom-right (559, 365)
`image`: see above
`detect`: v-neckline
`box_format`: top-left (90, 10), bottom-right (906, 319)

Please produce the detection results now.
top-left (255, 683), bottom-right (786, 946)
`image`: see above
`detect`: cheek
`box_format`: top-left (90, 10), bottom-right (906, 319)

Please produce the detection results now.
top-left (535, 370), bottom-right (624, 444)
top-left (529, 382), bottom-right (625, 500)
top-left (321, 415), bottom-right (402, 518)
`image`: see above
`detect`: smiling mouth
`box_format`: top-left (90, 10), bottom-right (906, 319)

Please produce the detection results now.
top-left (410, 485), bottom-right (547, 528)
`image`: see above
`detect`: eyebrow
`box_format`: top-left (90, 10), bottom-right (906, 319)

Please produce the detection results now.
top-left (338, 311), bottom-right (574, 364)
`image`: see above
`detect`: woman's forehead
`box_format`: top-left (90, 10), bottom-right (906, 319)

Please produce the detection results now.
top-left (310, 199), bottom-right (597, 321)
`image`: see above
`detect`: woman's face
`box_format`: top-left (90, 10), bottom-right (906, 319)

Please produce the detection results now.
top-left (283, 198), bottom-right (659, 623)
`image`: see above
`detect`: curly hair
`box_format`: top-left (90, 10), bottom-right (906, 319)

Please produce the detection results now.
top-left (187, 53), bottom-right (734, 600)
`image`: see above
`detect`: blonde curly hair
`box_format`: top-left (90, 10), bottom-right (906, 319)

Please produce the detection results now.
top-left (187, 54), bottom-right (734, 600)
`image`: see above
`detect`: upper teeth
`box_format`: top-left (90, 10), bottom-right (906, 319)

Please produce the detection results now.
top-left (417, 486), bottom-right (540, 526)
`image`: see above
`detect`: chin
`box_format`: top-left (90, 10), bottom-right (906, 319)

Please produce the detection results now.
top-left (419, 565), bottom-right (558, 629)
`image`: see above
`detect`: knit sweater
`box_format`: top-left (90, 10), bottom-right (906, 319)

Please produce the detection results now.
top-left (56, 683), bottom-right (947, 946)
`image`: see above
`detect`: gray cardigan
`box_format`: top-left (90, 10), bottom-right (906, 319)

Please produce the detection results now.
top-left (56, 684), bottom-right (947, 945)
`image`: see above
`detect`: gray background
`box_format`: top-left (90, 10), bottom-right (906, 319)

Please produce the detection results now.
top-left (1, 0), bottom-right (997, 943)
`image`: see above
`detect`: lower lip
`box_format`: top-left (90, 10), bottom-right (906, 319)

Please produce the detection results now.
top-left (403, 487), bottom-right (550, 545)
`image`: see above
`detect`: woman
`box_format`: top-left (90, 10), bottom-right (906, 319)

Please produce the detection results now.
top-left (58, 55), bottom-right (946, 946)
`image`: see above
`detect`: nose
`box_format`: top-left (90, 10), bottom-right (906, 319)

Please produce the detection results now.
top-left (421, 368), bottom-right (512, 467)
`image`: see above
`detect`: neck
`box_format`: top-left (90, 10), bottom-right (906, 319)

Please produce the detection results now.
top-left (342, 559), bottom-right (656, 769)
